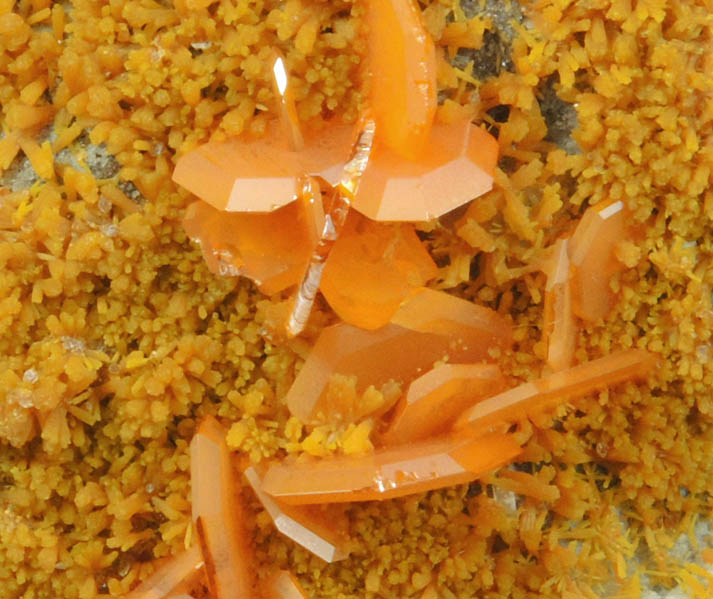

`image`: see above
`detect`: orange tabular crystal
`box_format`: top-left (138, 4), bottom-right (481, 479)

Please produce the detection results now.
top-left (456, 349), bottom-right (657, 434)
top-left (244, 466), bottom-right (349, 563)
top-left (392, 287), bottom-right (513, 344)
top-left (568, 200), bottom-right (629, 322)
top-left (183, 196), bottom-right (318, 295)
top-left (264, 570), bottom-right (308, 599)
top-left (365, 0), bottom-right (437, 160)
top-left (172, 120), bottom-right (352, 212)
top-left (123, 544), bottom-right (203, 599)
top-left (543, 239), bottom-right (576, 371)
top-left (286, 290), bottom-right (512, 423)
top-left (190, 417), bottom-right (256, 599)
top-left (319, 211), bottom-right (438, 329)
top-left (382, 363), bottom-right (505, 445)
top-left (261, 433), bottom-right (521, 504)
top-left (352, 120), bottom-right (498, 221)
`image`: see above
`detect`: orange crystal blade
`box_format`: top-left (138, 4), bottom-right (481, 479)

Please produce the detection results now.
top-left (456, 349), bottom-right (657, 433)
top-left (543, 239), bottom-right (576, 371)
top-left (264, 571), bottom-right (308, 599)
top-left (568, 200), bottom-right (628, 322)
top-left (183, 197), bottom-right (318, 295)
top-left (365, 0), bottom-right (437, 159)
top-left (319, 211), bottom-right (438, 330)
top-left (190, 417), bottom-right (256, 599)
top-left (244, 467), bottom-right (348, 563)
top-left (392, 287), bottom-right (513, 345)
top-left (352, 120), bottom-right (498, 221)
top-left (172, 120), bottom-right (352, 212)
top-left (286, 292), bottom-right (512, 423)
top-left (123, 544), bottom-right (203, 599)
top-left (261, 432), bottom-right (521, 504)
top-left (382, 363), bottom-right (505, 445)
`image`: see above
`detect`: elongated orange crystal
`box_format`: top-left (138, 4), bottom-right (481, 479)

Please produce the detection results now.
top-left (382, 363), bottom-right (505, 445)
top-left (543, 239), bottom-right (576, 371)
top-left (264, 571), bottom-right (308, 599)
top-left (568, 200), bottom-right (629, 322)
top-left (123, 544), bottom-right (203, 599)
top-left (319, 211), bottom-right (438, 330)
top-left (365, 0), bottom-right (437, 160)
top-left (190, 417), bottom-right (256, 599)
top-left (261, 432), bottom-right (521, 504)
top-left (456, 349), bottom-right (657, 434)
top-left (172, 120), bottom-right (352, 213)
top-left (183, 193), bottom-right (320, 295)
top-left (353, 120), bottom-right (498, 221)
top-left (286, 290), bottom-right (512, 423)
top-left (244, 466), bottom-right (349, 563)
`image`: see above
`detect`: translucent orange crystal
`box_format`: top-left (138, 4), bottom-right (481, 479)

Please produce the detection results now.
top-left (319, 211), bottom-right (438, 329)
top-left (123, 544), bottom-right (203, 599)
top-left (568, 200), bottom-right (629, 322)
top-left (172, 120), bottom-right (352, 213)
top-left (543, 239), bottom-right (576, 371)
top-left (286, 289), bottom-right (512, 423)
top-left (365, 0), bottom-right (437, 160)
top-left (261, 432), bottom-right (521, 504)
top-left (456, 349), bottom-right (657, 434)
top-left (244, 466), bottom-right (349, 563)
top-left (182, 192), bottom-right (320, 295)
top-left (190, 417), bottom-right (256, 599)
top-left (352, 120), bottom-right (498, 221)
top-left (382, 363), bottom-right (505, 446)
top-left (264, 571), bottom-right (308, 599)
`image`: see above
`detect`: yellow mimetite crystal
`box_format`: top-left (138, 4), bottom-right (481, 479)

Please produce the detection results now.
top-left (172, 120), bottom-right (353, 213)
top-left (264, 570), bottom-right (308, 599)
top-left (543, 239), bottom-right (576, 371)
top-left (568, 200), bottom-right (629, 322)
top-left (261, 432), bottom-right (521, 504)
top-left (244, 467), bottom-right (349, 563)
top-left (190, 417), bottom-right (256, 599)
top-left (123, 544), bottom-right (203, 599)
top-left (455, 349), bottom-right (657, 434)
top-left (352, 120), bottom-right (499, 221)
top-left (286, 289), bottom-right (512, 423)
top-left (382, 363), bottom-right (505, 446)
top-left (319, 211), bottom-right (438, 330)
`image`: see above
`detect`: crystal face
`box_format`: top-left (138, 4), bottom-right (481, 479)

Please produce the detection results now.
top-left (382, 363), bottom-right (505, 445)
top-left (244, 466), bottom-right (349, 563)
top-left (352, 120), bottom-right (499, 221)
top-left (172, 120), bottom-right (353, 213)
